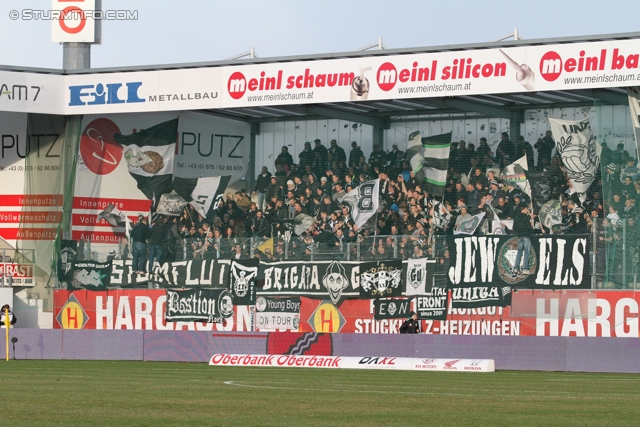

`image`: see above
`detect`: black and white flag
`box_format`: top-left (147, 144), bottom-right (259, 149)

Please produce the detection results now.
top-left (416, 287), bottom-right (448, 320)
top-left (172, 175), bottom-right (231, 218)
top-left (406, 131), bottom-right (451, 197)
top-left (374, 298), bottom-right (412, 320)
top-left (156, 192), bottom-right (188, 217)
top-left (68, 260), bottom-right (112, 290)
top-left (229, 259), bottom-right (259, 305)
top-left (446, 235), bottom-right (590, 291)
top-left (404, 258), bottom-right (435, 296)
top-left (550, 117), bottom-right (601, 197)
top-left (450, 284), bottom-right (512, 309)
top-left (114, 118), bottom-right (178, 203)
top-left (359, 260), bottom-right (403, 299)
top-left (165, 288), bottom-right (234, 323)
top-left (97, 203), bottom-right (130, 227)
top-left (340, 179), bottom-right (380, 228)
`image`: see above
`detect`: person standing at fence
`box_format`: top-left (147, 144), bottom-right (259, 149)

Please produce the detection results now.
top-left (253, 166), bottom-right (272, 211)
top-left (131, 215), bottom-right (149, 274)
top-left (148, 216), bottom-right (167, 274)
top-left (512, 204), bottom-right (534, 275)
top-left (399, 311), bottom-right (420, 333)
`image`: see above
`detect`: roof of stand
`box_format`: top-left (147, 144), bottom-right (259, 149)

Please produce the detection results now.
top-left (2, 31), bottom-right (637, 125)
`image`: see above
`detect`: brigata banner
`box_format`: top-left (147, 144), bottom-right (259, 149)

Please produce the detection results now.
top-left (254, 296), bottom-right (300, 331)
top-left (209, 354), bottom-right (494, 372)
top-left (54, 289), bottom-right (253, 331)
top-left (165, 288), bottom-right (234, 323)
top-left (447, 235), bottom-right (590, 290)
top-left (258, 260), bottom-right (360, 304)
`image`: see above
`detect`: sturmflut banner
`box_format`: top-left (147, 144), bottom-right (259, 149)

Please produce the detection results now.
top-left (447, 235), bottom-right (590, 291)
top-left (152, 259), bottom-right (231, 288)
top-left (165, 288), bottom-right (234, 323)
top-left (254, 296), bottom-right (301, 331)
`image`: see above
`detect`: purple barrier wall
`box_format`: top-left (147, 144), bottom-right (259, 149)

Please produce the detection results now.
top-left (2, 329), bottom-right (639, 373)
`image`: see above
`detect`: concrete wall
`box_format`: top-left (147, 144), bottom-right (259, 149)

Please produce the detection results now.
top-left (1, 329), bottom-right (638, 373)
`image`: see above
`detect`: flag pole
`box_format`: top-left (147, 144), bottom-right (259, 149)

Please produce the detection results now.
top-left (4, 308), bottom-right (9, 362)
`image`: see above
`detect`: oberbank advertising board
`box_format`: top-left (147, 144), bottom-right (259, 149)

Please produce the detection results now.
top-left (54, 289), bottom-right (640, 338)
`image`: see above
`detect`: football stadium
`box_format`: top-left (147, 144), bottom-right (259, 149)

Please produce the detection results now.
top-left (2, 1), bottom-right (640, 425)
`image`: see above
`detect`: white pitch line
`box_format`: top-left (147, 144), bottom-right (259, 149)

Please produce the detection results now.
top-left (222, 381), bottom-right (639, 400)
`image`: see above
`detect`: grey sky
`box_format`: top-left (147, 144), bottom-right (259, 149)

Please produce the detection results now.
top-left (0, 0), bottom-right (638, 70)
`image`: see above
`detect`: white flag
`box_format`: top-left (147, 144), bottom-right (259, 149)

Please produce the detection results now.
top-left (550, 117), bottom-right (601, 195)
top-left (628, 87), bottom-right (640, 155)
top-left (340, 179), bottom-right (380, 228)
top-left (405, 258), bottom-right (430, 296)
top-left (453, 212), bottom-right (485, 235)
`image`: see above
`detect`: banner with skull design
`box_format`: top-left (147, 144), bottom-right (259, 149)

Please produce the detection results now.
top-left (229, 259), bottom-right (259, 305)
top-left (358, 260), bottom-right (403, 299)
top-left (258, 260), bottom-right (361, 304)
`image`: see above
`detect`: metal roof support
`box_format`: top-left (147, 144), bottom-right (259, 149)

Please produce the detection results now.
top-left (303, 105), bottom-right (390, 128)
top-left (418, 98), bottom-right (513, 119)
top-left (569, 88), bottom-right (629, 105)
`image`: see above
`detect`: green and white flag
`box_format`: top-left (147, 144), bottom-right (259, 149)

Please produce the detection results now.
top-left (406, 131), bottom-right (451, 197)
top-left (453, 212), bottom-right (485, 235)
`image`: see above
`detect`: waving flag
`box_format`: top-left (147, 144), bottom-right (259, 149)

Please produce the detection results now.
top-left (406, 131), bottom-right (451, 197)
top-left (172, 175), bottom-right (231, 218)
top-left (500, 155), bottom-right (531, 199)
top-left (340, 179), bottom-right (380, 228)
top-left (550, 117), bottom-right (601, 197)
top-left (114, 118), bottom-right (178, 203)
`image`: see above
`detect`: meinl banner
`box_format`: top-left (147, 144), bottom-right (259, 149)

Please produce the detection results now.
top-left (254, 296), bottom-right (301, 331)
top-left (152, 259), bottom-right (231, 288)
top-left (229, 259), bottom-right (259, 305)
top-left (258, 260), bottom-right (360, 304)
top-left (374, 298), bottom-right (412, 320)
top-left (446, 235), bottom-right (590, 290)
top-left (68, 260), bottom-right (112, 290)
top-left (359, 260), bottom-right (403, 299)
top-left (416, 287), bottom-right (448, 320)
top-left (165, 288), bottom-right (234, 323)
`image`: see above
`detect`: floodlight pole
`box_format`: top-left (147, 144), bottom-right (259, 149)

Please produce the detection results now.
top-left (493, 28), bottom-right (523, 42)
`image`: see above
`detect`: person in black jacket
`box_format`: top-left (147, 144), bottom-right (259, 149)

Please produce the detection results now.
top-left (512, 204), bottom-right (534, 274)
top-left (130, 215), bottom-right (149, 274)
top-left (253, 166), bottom-right (272, 211)
top-left (399, 311), bottom-right (420, 333)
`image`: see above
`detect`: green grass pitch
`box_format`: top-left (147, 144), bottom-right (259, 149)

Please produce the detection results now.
top-left (1, 360), bottom-right (639, 426)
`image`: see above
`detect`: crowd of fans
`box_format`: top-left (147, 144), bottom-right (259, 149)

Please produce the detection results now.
top-left (118, 132), bottom-right (638, 286)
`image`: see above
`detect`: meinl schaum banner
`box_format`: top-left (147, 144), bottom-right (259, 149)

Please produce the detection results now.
top-left (152, 259), bottom-right (231, 288)
top-left (259, 260), bottom-right (360, 304)
top-left (254, 296), bottom-right (301, 331)
top-left (165, 288), bottom-right (234, 323)
top-left (446, 235), bottom-right (590, 290)
top-left (359, 260), bottom-right (403, 299)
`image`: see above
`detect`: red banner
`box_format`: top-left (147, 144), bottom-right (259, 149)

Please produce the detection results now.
top-left (54, 290), bottom-right (252, 331)
top-left (299, 291), bottom-right (640, 337)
